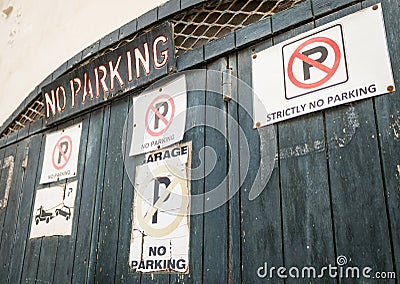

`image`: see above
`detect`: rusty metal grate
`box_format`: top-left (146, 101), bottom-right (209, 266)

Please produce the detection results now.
top-left (172, 0), bottom-right (304, 54)
top-left (1, 0), bottom-right (304, 138)
top-left (1, 97), bottom-right (44, 137)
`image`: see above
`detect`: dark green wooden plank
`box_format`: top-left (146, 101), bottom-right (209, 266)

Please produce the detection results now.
top-left (273, 22), bottom-right (336, 282)
top-left (35, 237), bottom-right (58, 283)
top-left (0, 139), bottom-right (29, 278)
top-left (87, 105), bottom-right (111, 284)
top-left (95, 98), bottom-right (129, 283)
top-left (20, 132), bottom-right (47, 284)
top-left (53, 115), bottom-right (90, 283)
top-left (202, 58), bottom-right (229, 283)
top-left (237, 42), bottom-right (283, 283)
top-left (8, 134), bottom-right (43, 283)
top-left (319, 2), bottom-right (394, 278)
top-left (114, 96), bottom-right (142, 284)
top-left (226, 53), bottom-right (241, 284)
top-left (72, 109), bottom-right (107, 283)
top-left (35, 120), bottom-right (76, 284)
top-left (169, 69), bottom-right (207, 284)
top-left (363, 0), bottom-right (400, 279)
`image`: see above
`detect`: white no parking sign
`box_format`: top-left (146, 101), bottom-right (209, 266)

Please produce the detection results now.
top-left (253, 4), bottom-right (395, 126)
top-left (40, 123), bottom-right (82, 184)
top-left (129, 75), bottom-right (187, 156)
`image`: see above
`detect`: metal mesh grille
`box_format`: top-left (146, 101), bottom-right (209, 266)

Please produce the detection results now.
top-left (1, 98), bottom-right (44, 137)
top-left (173, 0), bottom-right (304, 54)
top-left (1, 0), bottom-right (304, 138)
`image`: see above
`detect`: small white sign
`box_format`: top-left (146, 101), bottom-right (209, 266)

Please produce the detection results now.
top-left (129, 75), bottom-right (187, 156)
top-left (130, 142), bottom-right (191, 273)
top-left (253, 3), bottom-right (395, 126)
top-left (40, 123), bottom-right (82, 184)
top-left (30, 181), bottom-right (77, 239)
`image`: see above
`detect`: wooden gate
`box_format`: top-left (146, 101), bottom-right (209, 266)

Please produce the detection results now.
top-left (0, 0), bottom-right (399, 283)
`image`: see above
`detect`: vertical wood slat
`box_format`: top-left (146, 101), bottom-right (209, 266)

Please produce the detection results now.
top-left (72, 108), bottom-right (108, 283)
top-left (87, 105), bottom-right (111, 284)
top-left (0, 144), bottom-right (16, 244)
top-left (20, 133), bottom-right (46, 283)
top-left (0, 139), bottom-right (28, 277)
top-left (52, 115), bottom-right (91, 283)
top-left (202, 58), bottom-right (229, 283)
top-left (95, 98), bottom-right (130, 283)
top-left (169, 68), bottom-right (206, 284)
top-left (227, 53), bottom-right (241, 284)
top-left (237, 41), bottom-right (284, 283)
top-left (8, 133), bottom-right (43, 283)
top-left (114, 95), bottom-right (142, 284)
top-left (34, 120), bottom-right (75, 284)
top-left (363, 0), bottom-right (400, 279)
top-left (314, 1), bottom-right (395, 275)
top-left (274, 22), bottom-right (336, 281)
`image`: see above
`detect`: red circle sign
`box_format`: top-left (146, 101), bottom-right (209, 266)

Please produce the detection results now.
top-left (287, 36), bottom-right (341, 89)
top-left (145, 94), bottom-right (175, 137)
top-left (52, 135), bottom-right (73, 170)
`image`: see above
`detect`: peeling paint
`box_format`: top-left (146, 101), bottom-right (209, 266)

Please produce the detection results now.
top-left (0, 155), bottom-right (14, 210)
top-left (390, 115), bottom-right (400, 139)
top-left (279, 140), bottom-right (325, 160)
top-left (331, 106), bottom-right (360, 148)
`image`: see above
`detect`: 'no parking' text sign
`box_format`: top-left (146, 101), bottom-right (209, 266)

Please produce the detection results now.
top-left (130, 142), bottom-right (191, 273)
top-left (40, 123), bottom-right (82, 184)
top-left (130, 75), bottom-right (187, 156)
top-left (253, 4), bottom-right (395, 126)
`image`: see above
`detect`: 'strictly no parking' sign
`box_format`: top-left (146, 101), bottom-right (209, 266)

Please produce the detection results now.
top-left (40, 123), bottom-right (82, 184)
top-left (130, 75), bottom-right (187, 155)
top-left (252, 3), bottom-right (395, 127)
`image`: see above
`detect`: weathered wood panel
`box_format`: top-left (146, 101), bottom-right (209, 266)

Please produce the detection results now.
top-left (0, 1), bottom-right (398, 283)
top-left (0, 139), bottom-right (28, 278)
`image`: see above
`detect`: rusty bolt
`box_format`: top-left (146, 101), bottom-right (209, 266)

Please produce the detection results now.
top-left (252, 54), bottom-right (257, 59)
top-left (256, 122), bottom-right (261, 128)
top-left (387, 85), bottom-right (395, 92)
top-left (372, 5), bottom-right (378, 10)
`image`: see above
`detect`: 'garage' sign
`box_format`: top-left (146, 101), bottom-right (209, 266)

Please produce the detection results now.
top-left (43, 23), bottom-right (175, 125)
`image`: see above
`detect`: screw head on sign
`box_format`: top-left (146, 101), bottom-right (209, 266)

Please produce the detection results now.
top-left (159, 88), bottom-right (162, 92)
top-left (387, 85), bottom-right (395, 92)
top-left (134, 123), bottom-right (137, 127)
top-left (252, 54), bottom-right (257, 59)
top-left (169, 66), bottom-right (175, 73)
top-left (256, 122), bottom-right (261, 128)
top-left (372, 5), bottom-right (378, 10)
top-left (157, 145), bottom-right (161, 149)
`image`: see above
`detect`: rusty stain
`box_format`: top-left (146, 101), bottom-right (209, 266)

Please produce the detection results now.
top-left (372, 4), bottom-right (379, 10)
top-left (387, 85), bottom-right (395, 92)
